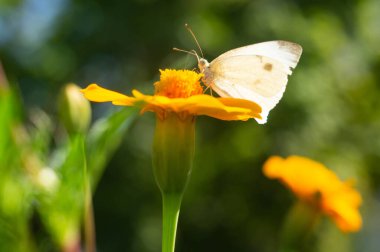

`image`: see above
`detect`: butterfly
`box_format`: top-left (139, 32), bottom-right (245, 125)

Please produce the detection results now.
top-left (175, 26), bottom-right (302, 123)
top-left (197, 41), bottom-right (302, 124)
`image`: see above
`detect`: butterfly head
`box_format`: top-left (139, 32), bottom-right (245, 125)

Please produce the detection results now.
top-left (198, 58), bottom-right (210, 73)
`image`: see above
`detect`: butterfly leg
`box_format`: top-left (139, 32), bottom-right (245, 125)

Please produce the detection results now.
top-left (202, 82), bottom-right (213, 96)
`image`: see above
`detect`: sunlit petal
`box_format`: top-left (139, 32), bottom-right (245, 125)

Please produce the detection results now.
top-left (81, 84), bottom-right (135, 105)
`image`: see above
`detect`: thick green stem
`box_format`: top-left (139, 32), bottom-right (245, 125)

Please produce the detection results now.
top-left (162, 194), bottom-right (182, 252)
top-left (152, 112), bottom-right (196, 252)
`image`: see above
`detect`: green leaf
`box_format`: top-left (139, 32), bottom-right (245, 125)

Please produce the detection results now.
top-left (0, 88), bottom-right (19, 159)
top-left (0, 86), bottom-right (34, 252)
top-left (37, 135), bottom-right (86, 249)
top-left (28, 109), bottom-right (53, 163)
top-left (86, 107), bottom-right (137, 189)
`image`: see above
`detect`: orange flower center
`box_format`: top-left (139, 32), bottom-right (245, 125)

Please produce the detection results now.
top-left (154, 69), bottom-right (203, 98)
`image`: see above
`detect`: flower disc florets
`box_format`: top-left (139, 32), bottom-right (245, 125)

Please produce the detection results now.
top-left (154, 69), bottom-right (203, 98)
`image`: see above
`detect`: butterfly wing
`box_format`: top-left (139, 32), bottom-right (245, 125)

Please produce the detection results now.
top-left (215, 40), bottom-right (302, 70)
top-left (207, 41), bottom-right (302, 124)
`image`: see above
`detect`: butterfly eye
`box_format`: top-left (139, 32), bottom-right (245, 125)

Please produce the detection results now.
top-left (198, 59), bottom-right (209, 69)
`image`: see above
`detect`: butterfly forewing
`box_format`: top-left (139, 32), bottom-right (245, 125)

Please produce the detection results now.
top-left (215, 40), bottom-right (302, 69)
top-left (205, 40), bottom-right (302, 124)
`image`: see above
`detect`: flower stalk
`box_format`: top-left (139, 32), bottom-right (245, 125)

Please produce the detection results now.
top-left (162, 194), bottom-right (182, 252)
top-left (280, 201), bottom-right (321, 252)
top-left (152, 112), bottom-right (195, 252)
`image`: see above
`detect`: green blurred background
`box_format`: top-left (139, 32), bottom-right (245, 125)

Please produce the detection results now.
top-left (1, 0), bottom-right (380, 251)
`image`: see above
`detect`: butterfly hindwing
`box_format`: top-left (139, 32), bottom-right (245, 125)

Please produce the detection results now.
top-left (210, 55), bottom-right (289, 97)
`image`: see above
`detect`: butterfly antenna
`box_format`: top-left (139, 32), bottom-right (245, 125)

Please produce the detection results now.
top-left (173, 47), bottom-right (200, 61)
top-left (185, 24), bottom-right (204, 58)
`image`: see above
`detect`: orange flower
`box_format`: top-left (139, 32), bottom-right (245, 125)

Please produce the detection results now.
top-left (81, 69), bottom-right (262, 121)
top-left (82, 69), bottom-right (263, 251)
top-left (263, 156), bottom-right (362, 232)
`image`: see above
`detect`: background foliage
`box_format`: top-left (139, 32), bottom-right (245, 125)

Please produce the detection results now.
top-left (1, 0), bottom-right (380, 251)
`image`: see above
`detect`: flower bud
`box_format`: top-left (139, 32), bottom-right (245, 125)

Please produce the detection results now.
top-left (59, 83), bottom-right (91, 134)
top-left (152, 112), bottom-right (195, 195)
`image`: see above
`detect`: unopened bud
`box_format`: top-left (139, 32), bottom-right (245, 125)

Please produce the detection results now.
top-left (59, 83), bottom-right (91, 134)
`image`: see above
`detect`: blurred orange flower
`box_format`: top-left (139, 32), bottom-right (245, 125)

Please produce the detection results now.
top-left (81, 69), bottom-right (262, 121)
top-left (263, 156), bottom-right (362, 232)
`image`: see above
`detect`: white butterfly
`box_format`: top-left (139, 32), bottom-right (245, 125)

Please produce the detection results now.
top-left (197, 41), bottom-right (302, 124)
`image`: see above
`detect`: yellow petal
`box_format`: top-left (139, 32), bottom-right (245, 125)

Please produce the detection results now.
top-left (130, 92), bottom-right (262, 121)
top-left (323, 186), bottom-right (362, 232)
top-left (82, 84), bottom-right (262, 121)
top-left (81, 84), bottom-right (135, 105)
top-left (263, 156), bottom-right (285, 178)
top-left (218, 97), bottom-right (262, 114)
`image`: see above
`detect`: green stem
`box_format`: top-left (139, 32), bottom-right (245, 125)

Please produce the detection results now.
top-left (280, 201), bottom-right (321, 252)
top-left (162, 194), bottom-right (182, 252)
top-left (152, 113), bottom-right (195, 252)
top-left (80, 134), bottom-right (96, 252)
top-left (84, 178), bottom-right (96, 252)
